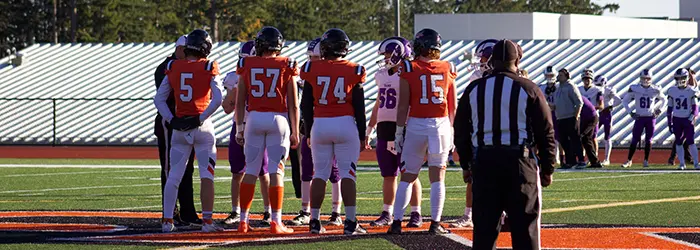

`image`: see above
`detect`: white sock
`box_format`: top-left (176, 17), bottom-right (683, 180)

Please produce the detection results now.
top-left (411, 205), bottom-right (421, 214)
top-left (383, 204), bottom-right (394, 214)
top-left (271, 210), bottom-right (282, 224)
top-left (677, 144), bottom-right (685, 166)
top-left (392, 181), bottom-right (413, 221)
top-left (555, 142), bottom-right (560, 163)
top-left (311, 208), bottom-right (320, 220)
top-left (346, 206), bottom-right (356, 222)
top-left (202, 211), bottom-right (213, 220)
top-left (604, 139), bottom-right (612, 162)
top-left (264, 206), bottom-right (271, 214)
top-left (464, 207), bottom-right (472, 217)
top-left (430, 181), bottom-right (445, 222)
top-left (233, 206), bottom-right (240, 214)
top-left (301, 181), bottom-right (311, 212)
top-left (690, 144), bottom-right (699, 165)
top-left (240, 211), bottom-right (249, 224)
top-left (331, 181), bottom-right (341, 213)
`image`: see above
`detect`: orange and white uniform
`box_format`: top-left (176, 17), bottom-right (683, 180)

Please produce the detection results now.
top-left (154, 59), bottom-right (222, 181)
top-left (300, 60), bottom-right (366, 181)
top-left (399, 59), bottom-right (457, 174)
top-left (236, 56), bottom-right (298, 176)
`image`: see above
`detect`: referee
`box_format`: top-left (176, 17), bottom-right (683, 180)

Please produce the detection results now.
top-left (153, 35), bottom-right (200, 225)
top-left (454, 39), bottom-right (556, 250)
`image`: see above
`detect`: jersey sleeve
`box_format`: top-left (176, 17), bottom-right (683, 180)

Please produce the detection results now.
top-left (398, 60), bottom-right (413, 80)
top-left (300, 61), bottom-right (312, 81)
top-left (206, 60), bottom-right (220, 76)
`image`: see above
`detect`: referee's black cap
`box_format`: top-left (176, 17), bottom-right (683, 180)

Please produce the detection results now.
top-left (491, 39), bottom-right (520, 62)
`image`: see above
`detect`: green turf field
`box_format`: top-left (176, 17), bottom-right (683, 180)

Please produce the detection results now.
top-left (1, 158), bottom-right (700, 249)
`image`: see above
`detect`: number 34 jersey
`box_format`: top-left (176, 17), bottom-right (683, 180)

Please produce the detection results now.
top-left (300, 60), bottom-right (366, 118)
top-left (375, 68), bottom-right (400, 123)
top-left (399, 59), bottom-right (457, 119)
top-left (666, 86), bottom-right (698, 118)
top-left (626, 84), bottom-right (665, 117)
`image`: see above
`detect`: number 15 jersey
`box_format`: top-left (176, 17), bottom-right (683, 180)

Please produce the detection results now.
top-left (399, 59), bottom-right (457, 119)
top-left (300, 60), bottom-right (366, 117)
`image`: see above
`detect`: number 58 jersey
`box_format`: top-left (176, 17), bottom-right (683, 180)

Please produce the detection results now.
top-left (300, 60), bottom-right (366, 117)
top-left (399, 59), bottom-right (457, 119)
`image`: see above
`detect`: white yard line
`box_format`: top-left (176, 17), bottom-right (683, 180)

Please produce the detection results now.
top-left (1, 169), bottom-right (151, 177)
top-left (442, 233), bottom-right (473, 247)
top-left (640, 232), bottom-right (700, 249)
top-left (542, 195), bottom-right (700, 213)
top-left (555, 173), bottom-right (666, 181)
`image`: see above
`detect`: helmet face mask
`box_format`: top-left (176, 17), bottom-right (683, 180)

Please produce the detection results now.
top-left (639, 69), bottom-right (653, 87)
top-left (377, 37), bottom-right (411, 70)
top-left (594, 75), bottom-right (607, 87)
top-left (674, 68), bottom-right (690, 88)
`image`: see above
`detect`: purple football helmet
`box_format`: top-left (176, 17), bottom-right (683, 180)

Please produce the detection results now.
top-left (377, 36), bottom-right (412, 70)
top-left (471, 39), bottom-right (498, 72)
top-left (307, 37), bottom-right (322, 58)
top-left (238, 40), bottom-right (255, 58)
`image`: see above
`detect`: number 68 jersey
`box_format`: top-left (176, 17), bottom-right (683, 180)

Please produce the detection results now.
top-left (667, 86), bottom-right (697, 118)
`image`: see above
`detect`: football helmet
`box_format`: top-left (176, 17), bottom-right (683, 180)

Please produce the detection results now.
top-left (413, 28), bottom-right (441, 57)
top-left (254, 26), bottom-right (284, 54)
top-left (544, 66), bottom-right (556, 85)
top-left (307, 37), bottom-right (322, 58)
top-left (594, 75), bottom-right (608, 87)
top-left (675, 68), bottom-right (689, 88)
top-left (472, 39), bottom-right (498, 72)
top-left (238, 40), bottom-right (255, 58)
top-left (320, 28), bottom-right (351, 58)
top-left (377, 36), bottom-right (412, 70)
top-left (640, 69), bottom-right (653, 87)
top-left (582, 68), bottom-right (594, 80)
top-left (185, 29), bottom-right (213, 57)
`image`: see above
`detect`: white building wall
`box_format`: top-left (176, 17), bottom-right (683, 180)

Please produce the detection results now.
top-left (680, 0), bottom-right (700, 36)
top-left (563, 14), bottom-right (697, 39)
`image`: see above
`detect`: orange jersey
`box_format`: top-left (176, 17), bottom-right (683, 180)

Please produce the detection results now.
top-left (300, 60), bottom-right (366, 118)
top-left (236, 56), bottom-right (299, 113)
top-left (166, 59), bottom-right (220, 117)
top-left (399, 59), bottom-right (457, 118)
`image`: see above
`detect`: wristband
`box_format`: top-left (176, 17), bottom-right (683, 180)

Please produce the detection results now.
top-left (236, 124), bottom-right (245, 134)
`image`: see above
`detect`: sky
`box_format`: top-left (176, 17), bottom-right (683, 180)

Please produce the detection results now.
top-left (593, 0), bottom-right (679, 18)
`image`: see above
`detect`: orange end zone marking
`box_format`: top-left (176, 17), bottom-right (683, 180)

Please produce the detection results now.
top-left (453, 227), bottom-right (700, 249)
top-left (0, 222), bottom-right (127, 233)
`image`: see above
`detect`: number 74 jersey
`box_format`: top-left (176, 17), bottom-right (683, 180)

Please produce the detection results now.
top-left (399, 59), bottom-right (457, 118)
top-left (300, 60), bottom-right (366, 117)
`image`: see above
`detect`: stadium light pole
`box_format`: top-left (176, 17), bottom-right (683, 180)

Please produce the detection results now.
top-left (395, 0), bottom-right (400, 36)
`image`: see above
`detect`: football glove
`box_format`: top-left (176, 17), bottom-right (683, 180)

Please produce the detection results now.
top-left (629, 112), bottom-right (638, 119)
top-left (653, 109), bottom-right (663, 118)
top-left (235, 123), bottom-right (245, 146)
top-left (391, 126), bottom-right (404, 155)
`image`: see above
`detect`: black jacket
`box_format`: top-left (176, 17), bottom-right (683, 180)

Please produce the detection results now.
top-left (154, 55), bottom-right (177, 116)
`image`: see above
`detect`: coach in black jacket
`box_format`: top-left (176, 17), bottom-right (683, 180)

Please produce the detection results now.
top-left (454, 40), bottom-right (556, 250)
top-left (154, 35), bottom-right (200, 225)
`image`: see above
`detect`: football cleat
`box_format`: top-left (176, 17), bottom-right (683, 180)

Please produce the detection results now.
top-left (287, 210), bottom-right (310, 226)
top-left (450, 215), bottom-right (473, 228)
top-left (387, 220), bottom-right (402, 234)
top-left (237, 221), bottom-right (251, 233)
top-left (223, 211), bottom-right (240, 225)
top-left (343, 219), bottom-right (367, 235)
top-left (589, 162), bottom-right (603, 168)
top-left (202, 219), bottom-right (224, 232)
top-left (370, 211), bottom-right (392, 227)
top-left (270, 221), bottom-right (294, 234)
top-left (575, 162), bottom-right (587, 169)
top-left (668, 157), bottom-right (675, 166)
top-left (428, 221), bottom-right (450, 234)
top-left (695, 164), bottom-right (700, 170)
top-left (406, 212), bottom-right (423, 228)
top-left (260, 211), bottom-right (271, 227)
top-left (309, 219), bottom-right (326, 234)
top-left (327, 212), bottom-right (343, 226)
top-left (621, 160), bottom-right (632, 168)
top-left (161, 218), bottom-right (176, 233)
top-left (678, 165), bottom-right (686, 170)
top-left (448, 159), bottom-right (456, 167)
top-left (643, 160), bottom-right (649, 168)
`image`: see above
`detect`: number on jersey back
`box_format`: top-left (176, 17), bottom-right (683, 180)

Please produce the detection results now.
top-left (166, 59), bottom-right (220, 117)
top-left (300, 60), bottom-right (366, 118)
top-left (236, 56), bottom-right (299, 113)
top-left (399, 59), bottom-right (457, 118)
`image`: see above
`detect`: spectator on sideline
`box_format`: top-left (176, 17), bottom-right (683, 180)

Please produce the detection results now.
top-left (553, 68), bottom-right (585, 169)
top-left (153, 35), bottom-right (200, 226)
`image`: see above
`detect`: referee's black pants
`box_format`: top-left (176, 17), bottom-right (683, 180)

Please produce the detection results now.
top-left (472, 147), bottom-right (541, 250)
top-left (557, 117), bottom-right (584, 165)
top-left (155, 114), bottom-right (198, 221)
top-left (579, 116), bottom-right (600, 164)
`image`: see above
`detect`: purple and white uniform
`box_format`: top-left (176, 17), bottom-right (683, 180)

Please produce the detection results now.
top-left (374, 68), bottom-right (402, 177)
top-left (667, 86), bottom-right (698, 146)
top-left (623, 84), bottom-right (667, 145)
top-left (540, 84), bottom-right (558, 138)
top-left (580, 85), bottom-right (603, 135)
top-left (223, 72), bottom-right (269, 175)
top-left (599, 85), bottom-right (621, 140)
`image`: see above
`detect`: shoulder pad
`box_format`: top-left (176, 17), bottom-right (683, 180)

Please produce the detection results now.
top-left (205, 60), bottom-right (215, 71)
top-left (401, 59), bottom-right (413, 73)
top-left (238, 57), bottom-right (245, 69)
top-left (166, 59), bottom-right (174, 71)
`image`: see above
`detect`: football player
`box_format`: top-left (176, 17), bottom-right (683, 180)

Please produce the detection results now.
top-left (594, 75), bottom-right (622, 165)
top-left (621, 69), bottom-right (667, 168)
top-left (666, 68), bottom-right (699, 170)
top-left (578, 69), bottom-right (603, 168)
top-left (220, 41), bottom-right (272, 226)
top-left (388, 28), bottom-right (456, 235)
top-left (288, 38), bottom-right (344, 227)
top-left (668, 68), bottom-right (697, 165)
top-left (300, 28), bottom-right (367, 235)
top-left (365, 36), bottom-right (424, 228)
top-left (155, 29), bottom-right (223, 233)
top-left (234, 26), bottom-right (300, 234)
top-left (540, 66), bottom-right (564, 164)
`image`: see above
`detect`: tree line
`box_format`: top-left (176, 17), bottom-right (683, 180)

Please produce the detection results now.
top-left (0, 0), bottom-right (619, 57)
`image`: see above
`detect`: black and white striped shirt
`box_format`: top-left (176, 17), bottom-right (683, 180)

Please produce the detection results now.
top-left (454, 70), bottom-right (557, 174)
